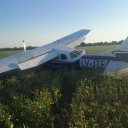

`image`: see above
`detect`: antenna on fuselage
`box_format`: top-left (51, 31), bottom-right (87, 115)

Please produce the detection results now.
top-left (23, 40), bottom-right (26, 52)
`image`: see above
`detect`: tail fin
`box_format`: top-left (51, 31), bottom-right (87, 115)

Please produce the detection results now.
top-left (112, 37), bottom-right (128, 54)
top-left (23, 40), bottom-right (26, 52)
top-left (111, 37), bottom-right (128, 59)
top-left (116, 37), bottom-right (128, 51)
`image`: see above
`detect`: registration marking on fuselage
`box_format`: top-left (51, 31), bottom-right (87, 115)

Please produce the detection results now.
top-left (80, 58), bottom-right (109, 68)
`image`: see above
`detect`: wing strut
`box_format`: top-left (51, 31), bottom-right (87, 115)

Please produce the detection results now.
top-left (23, 40), bottom-right (26, 52)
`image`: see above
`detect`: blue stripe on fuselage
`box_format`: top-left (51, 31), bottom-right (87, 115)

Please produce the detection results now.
top-left (81, 55), bottom-right (118, 60)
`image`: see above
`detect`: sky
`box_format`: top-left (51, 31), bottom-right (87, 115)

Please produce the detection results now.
top-left (0, 0), bottom-right (128, 48)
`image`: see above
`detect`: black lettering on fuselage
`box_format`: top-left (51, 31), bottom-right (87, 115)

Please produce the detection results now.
top-left (95, 60), bottom-right (100, 67)
top-left (101, 60), bottom-right (106, 68)
top-left (82, 59), bottom-right (90, 66)
top-left (80, 59), bottom-right (109, 68)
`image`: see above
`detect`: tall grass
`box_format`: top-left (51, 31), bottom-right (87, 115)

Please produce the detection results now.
top-left (0, 69), bottom-right (128, 127)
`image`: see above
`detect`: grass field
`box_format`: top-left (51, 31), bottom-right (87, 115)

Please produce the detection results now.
top-left (76, 45), bottom-right (117, 54)
top-left (0, 50), bottom-right (22, 59)
top-left (0, 45), bottom-right (128, 128)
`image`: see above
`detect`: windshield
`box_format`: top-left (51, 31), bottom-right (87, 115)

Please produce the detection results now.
top-left (72, 50), bottom-right (82, 55)
top-left (70, 52), bottom-right (77, 58)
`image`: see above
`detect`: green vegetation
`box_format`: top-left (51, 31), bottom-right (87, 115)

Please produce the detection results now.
top-left (0, 69), bottom-right (128, 127)
top-left (0, 50), bottom-right (22, 59)
top-left (78, 40), bottom-right (123, 47)
top-left (0, 45), bottom-right (128, 128)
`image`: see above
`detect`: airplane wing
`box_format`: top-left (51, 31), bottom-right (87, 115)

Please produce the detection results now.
top-left (0, 47), bottom-right (58, 73)
top-left (43, 29), bottom-right (90, 49)
top-left (0, 29), bottom-right (90, 73)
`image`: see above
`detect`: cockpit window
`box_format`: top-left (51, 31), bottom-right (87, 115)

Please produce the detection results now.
top-left (60, 54), bottom-right (67, 60)
top-left (70, 52), bottom-right (77, 58)
top-left (72, 50), bottom-right (82, 55)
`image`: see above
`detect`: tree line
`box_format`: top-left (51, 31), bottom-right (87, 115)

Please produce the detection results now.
top-left (78, 40), bottom-right (124, 47)
top-left (0, 40), bottom-right (124, 51)
top-left (0, 46), bottom-right (37, 51)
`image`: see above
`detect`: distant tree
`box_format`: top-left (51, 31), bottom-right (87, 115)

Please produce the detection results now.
top-left (27, 46), bottom-right (37, 50)
top-left (118, 40), bottom-right (124, 44)
top-left (80, 42), bottom-right (86, 46)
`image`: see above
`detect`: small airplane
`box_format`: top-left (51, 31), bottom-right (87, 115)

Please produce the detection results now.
top-left (0, 29), bottom-right (128, 75)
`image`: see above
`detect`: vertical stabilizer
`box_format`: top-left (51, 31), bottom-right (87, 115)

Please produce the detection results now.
top-left (112, 37), bottom-right (128, 59)
top-left (116, 37), bottom-right (128, 51)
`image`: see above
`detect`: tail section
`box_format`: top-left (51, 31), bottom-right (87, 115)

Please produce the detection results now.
top-left (112, 37), bottom-right (128, 54)
top-left (116, 37), bottom-right (128, 50)
top-left (112, 37), bottom-right (128, 59)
